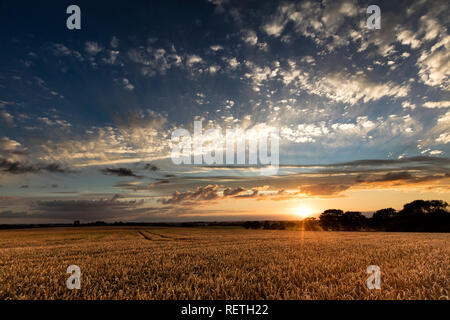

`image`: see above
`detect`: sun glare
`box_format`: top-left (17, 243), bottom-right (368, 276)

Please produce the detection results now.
top-left (297, 207), bottom-right (312, 219)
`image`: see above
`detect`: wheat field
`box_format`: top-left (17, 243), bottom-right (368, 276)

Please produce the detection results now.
top-left (0, 227), bottom-right (448, 300)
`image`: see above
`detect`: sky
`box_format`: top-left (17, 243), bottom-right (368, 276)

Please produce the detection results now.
top-left (0, 0), bottom-right (449, 223)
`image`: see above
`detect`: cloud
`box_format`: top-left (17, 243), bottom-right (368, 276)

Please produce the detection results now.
top-left (52, 43), bottom-right (71, 56)
top-left (436, 133), bottom-right (450, 144)
top-left (103, 50), bottom-right (120, 65)
top-left (159, 185), bottom-right (220, 204)
top-left (210, 45), bottom-right (224, 52)
top-left (148, 180), bottom-right (170, 188)
top-left (0, 137), bottom-right (24, 153)
top-left (223, 186), bottom-right (246, 196)
top-left (0, 110), bottom-right (14, 126)
top-left (262, 0), bottom-right (359, 51)
top-left (0, 210), bottom-right (29, 219)
top-left (299, 183), bottom-right (351, 196)
top-left (155, 157), bottom-right (450, 202)
top-left (27, 194), bottom-right (146, 221)
top-left (282, 63), bottom-right (410, 105)
top-left (145, 163), bottom-right (159, 171)
top-left (122, 78), bottom-right (135, 91)
top-left (110, 36), bottom-right (119, 48)
top-left (85, 41), bottom-right (103, 55)
top-left (233, 189), bottom-right (260, 198)
top-left (242, 29), bottom-right (258, 46)
top-left (186, 54), bottom-right (203, 66)
top-left (0, 158), bottom-right (72, 175)
top-left (100, 167), bottom-right (142, 178)
top-left (37, 117), bottom-right (71, 128)
top-left (37, 109), bottom-right (170, 166)
top-left (416, 37), bottom-right (450, 90)
top-left (422, 101), bottom-right (450, 109)
top-left (52, 43), bottom-right (84, 61)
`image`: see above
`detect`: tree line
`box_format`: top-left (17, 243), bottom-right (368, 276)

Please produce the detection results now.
top-left (243, 200), bottom-right (450, 232)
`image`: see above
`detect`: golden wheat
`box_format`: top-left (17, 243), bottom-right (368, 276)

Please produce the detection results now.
top-left (0, 227), bottom-right (448, 300)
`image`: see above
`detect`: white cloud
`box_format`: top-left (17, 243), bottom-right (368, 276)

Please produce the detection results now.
top-left (416, 36), bottom-right (450, 90)
top-left (223, 57), bottom-right (239, 70)
top-left (186, 54), bottom-right (203, 66)
top-left (436, 133), bottom-right (450, 144)
top-left (208, 65), bottom-right (220, 74)
top-left (128, 46), bottom-right (183, 75)
top-left (262, 1), bottom-right (359, 51)
top-left (0, 137), bottom-right (22, 151)
top-left (422, 101), bottom-right (450, 109)
top-left (242, 30), bottom-right (258, 46)
top-left (38, 110), bottom-right (169, 166)
top-left (0, 111), bottom-right (14, 126)
top-left (402, 101), bottom-right (416, 110)
top-left (210, 45), bottom-right (223, 52)
top-left (85, 41), bottom-right (103, 55)
top-left (37, 117), bottom-right (72, 128)
top-left (122, 78), bottom-right (135, 91)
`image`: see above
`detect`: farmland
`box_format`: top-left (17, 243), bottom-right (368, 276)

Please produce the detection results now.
top-left (0, 227), bottom-right (448, 300)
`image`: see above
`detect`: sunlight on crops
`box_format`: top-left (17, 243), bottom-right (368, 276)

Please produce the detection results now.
top-left (0, 227), bottom-right (448, 300)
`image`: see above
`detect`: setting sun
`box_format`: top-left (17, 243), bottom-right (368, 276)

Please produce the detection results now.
top-left (297, 207), bottom-right (313, 219)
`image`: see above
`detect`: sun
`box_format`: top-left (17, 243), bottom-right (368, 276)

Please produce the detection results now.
top-left (297, 207), bottom-right (312, 219)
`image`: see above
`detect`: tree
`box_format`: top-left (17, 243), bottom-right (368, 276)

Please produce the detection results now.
top-left (400, 200), bottom-right (448, 217)
top-left (342, 211), bottom-right (367, 230)
top-left (373, 208), bottom-right (397, 220)
top-left (319, 209), bottom-right (344, 231)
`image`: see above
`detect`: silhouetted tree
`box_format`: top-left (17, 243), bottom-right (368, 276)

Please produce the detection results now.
top-left (371, 208), bottom-right (397, 230)
top-left (395, 200), bottom-right (449, 231)
top-left (319, 209), bottom-right (344, 230)
top-left (400, 200), bottom-right (448, 216)
top-left (342, 211), bottom-right (367, 230)
top-left (373, 208), bottom-right (397, 220)
top-left (243, 221), bottom-right (262, 229)
top-left (241, 200), bottom-right (449, 233)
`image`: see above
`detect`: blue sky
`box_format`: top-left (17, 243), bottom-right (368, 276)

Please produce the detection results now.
top-left (0, 0), bottom-right (449, 222)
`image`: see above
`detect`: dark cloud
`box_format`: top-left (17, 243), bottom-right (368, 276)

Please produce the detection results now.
top-left (0, 210), bottom-right (29, 218)
top-left (100, 167), bottom-right (142, 178)
top-left (145, 163), bottom-right (159, 171)
top-left (159, 185), bottom-right (220, 205)
top-left (0, 158), bottom-right (72, 174)
top-left (148, 180), bottom-right (170, 188)
top-left (158, 185), bottom-right (273, 205)
top-left (335, 157), bottom-right (450, 167)
top-left (154, 158), bottom-right (450, 203)
top-left (5, 150), bottom-right (28, 156)
top-left (233, 189), bottom-right (259, 198)
top-left (164, 156), bottom-right (450, 197)
top-left (29, 194), bottom-right (146, 220)
top-left (223, 186), bottom-right (247, 196)
top-left (113, 179), bottom-right (170, 191)
top-left (299, 183), bottom-right (351, 196)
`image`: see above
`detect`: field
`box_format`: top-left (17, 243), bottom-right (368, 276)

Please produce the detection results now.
top-left (0, 227), bottom-right (448, 300)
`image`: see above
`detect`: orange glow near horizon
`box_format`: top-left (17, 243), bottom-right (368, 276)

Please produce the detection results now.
top-left (296, 206), bottom-right (313, 219)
